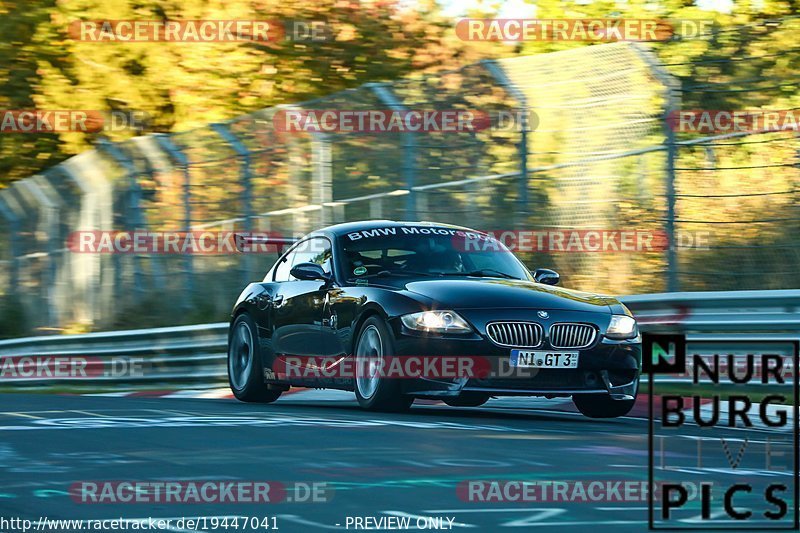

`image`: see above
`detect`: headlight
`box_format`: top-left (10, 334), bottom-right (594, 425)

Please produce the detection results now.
top-left (605, 315), bottom-right (638, 339)
top-left (400, 311), bottom-right (472, 334)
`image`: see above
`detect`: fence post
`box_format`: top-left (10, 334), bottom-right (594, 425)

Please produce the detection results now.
top-left (311, 132), bottom-right (332, 227)
top-left (630, 44), bottom-right (681, 292)
top-left (370, 197), bottom-right (383, 219)
top-left (483, 60), bottom-right (529, 229)
top-left (211, 123), bottom-right (253, 287)
top-left (0, 190), bottom-right (22, 297)
top-left (664, 122), bottom-right (679, 292)
top-left (19, 177), bottom-right (62, 327)
top-left (58, 161), bottom-right (103, 326)
top-left (7, 182), bottom-right (43, 327)
top-left (127, 137), bottom-right (166, 291)
top-left (97, 138), bottom-right (146, 300)
top-left (370, 83), bottom-right (416, 220)
top-left (154, 134), bottom-right (194, 300)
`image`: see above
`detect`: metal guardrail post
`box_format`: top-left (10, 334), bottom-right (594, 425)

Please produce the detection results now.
top-left (370, 83), bottom-right (416, 220)
top-left (483, 60), bottom-right (529, 230)
top-left (211, 123), bottom-right (253, 287)
top-left (154, 134), bottom-right (194, 300)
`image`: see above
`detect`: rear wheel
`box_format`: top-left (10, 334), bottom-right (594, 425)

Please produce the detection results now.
top-left (443, 393), bottom-right (490, 407)
top-left (228, 313), bottom-right (282, 403)
top-left (572, 393), bottom-right (635, 418)
top-left (353, 316), bottom-right (413, 412)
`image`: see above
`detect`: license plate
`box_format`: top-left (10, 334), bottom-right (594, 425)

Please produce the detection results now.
top-left (510, 350), bottom-right (579, 369)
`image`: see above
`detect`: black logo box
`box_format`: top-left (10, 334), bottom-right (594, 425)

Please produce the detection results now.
top-left (645, 335), bottom-right (799, 530)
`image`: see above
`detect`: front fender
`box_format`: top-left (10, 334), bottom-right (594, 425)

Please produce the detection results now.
top-left (330, 286), bottom-right (432, 356)
top-left (230, 283), bottom-right (262, 321)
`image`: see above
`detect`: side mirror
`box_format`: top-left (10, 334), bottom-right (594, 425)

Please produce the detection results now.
top-left (532, 268), bottom-right (560, 286)
top-left (290, 262), bottom-right (330, 281)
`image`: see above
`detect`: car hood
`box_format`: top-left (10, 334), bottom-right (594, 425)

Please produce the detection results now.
top-left (391, 278), bottom-right (615, 312)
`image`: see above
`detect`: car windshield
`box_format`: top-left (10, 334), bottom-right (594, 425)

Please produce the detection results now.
top-left (340, 226), bottom-right (531, 281)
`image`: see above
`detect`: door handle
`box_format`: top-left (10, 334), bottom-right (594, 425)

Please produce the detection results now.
top-left (272, 295), bottom-right (284, 306)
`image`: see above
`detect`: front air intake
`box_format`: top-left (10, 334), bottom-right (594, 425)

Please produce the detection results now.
top-left (548, 323), bottom-right (597, 349)
top-left (486, 321), bottom-right (543, 348)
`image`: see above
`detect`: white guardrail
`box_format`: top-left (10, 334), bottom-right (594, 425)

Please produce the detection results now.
top-left (0, 290), bottom-right (798, 388)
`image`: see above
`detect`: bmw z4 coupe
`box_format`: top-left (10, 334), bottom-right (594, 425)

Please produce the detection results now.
top-left (227, 220), bottom-right (642, 418)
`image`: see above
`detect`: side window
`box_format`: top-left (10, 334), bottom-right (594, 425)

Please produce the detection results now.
top-left (310, 238), bottom-right (333, 274)
top-left (272, 238), bottom-right (333, 282)
top-left (272, 251), bottom-right (296, 282)
top-left (291, 238), bottom-right (333, 276)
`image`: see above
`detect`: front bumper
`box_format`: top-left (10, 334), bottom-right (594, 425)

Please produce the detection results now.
top-left (389, 309), bottom-right (641, 399)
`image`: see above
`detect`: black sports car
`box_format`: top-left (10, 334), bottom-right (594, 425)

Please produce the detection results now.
top-left (227, 221), bottom-right (642, 418)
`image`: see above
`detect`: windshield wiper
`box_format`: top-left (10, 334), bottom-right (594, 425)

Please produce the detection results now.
top-left (442, 269), bottom-right (518, 279)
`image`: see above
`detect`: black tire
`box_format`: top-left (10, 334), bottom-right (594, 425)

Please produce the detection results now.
top-left (228, 313), bottom-right (282, 403)
top-left (443, 393), bottom-right (490, 407)
top-left (353, 316), bottom-right (414, 412)
top-left (572, 393), bottom-right (635, 418)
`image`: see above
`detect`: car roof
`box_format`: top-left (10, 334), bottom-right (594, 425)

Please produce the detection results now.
top-left (315, 220), bottom-right (483, 239)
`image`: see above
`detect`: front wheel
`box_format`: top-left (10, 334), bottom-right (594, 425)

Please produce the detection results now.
top-left (228, 313), bottom-right (282, 403)
top-left (572, 393), bottom-right (635, 418)
top-left (353, 316), bottom-right (413, 412)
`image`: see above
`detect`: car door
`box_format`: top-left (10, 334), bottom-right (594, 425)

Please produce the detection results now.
top-left (270, 237), bottom-right (333, 364)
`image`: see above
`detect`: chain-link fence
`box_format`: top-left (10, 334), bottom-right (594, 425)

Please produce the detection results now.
top-left (1, 35), bottom-right (798, 336)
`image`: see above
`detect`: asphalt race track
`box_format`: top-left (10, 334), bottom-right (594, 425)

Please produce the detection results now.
top-left (0, 391), bottom-right (794, 532)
